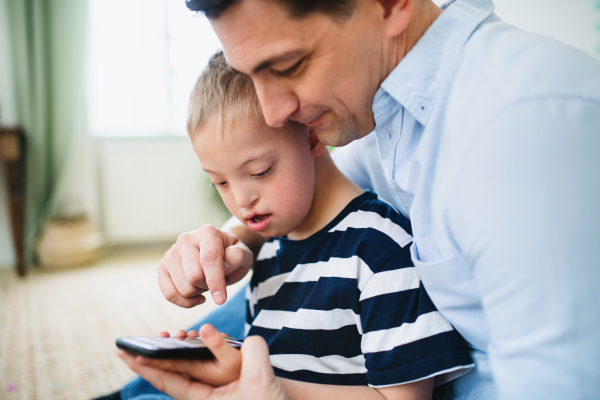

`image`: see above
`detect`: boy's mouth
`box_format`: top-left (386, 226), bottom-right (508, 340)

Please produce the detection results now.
top-left (247, 214), bottom-right (272, 231)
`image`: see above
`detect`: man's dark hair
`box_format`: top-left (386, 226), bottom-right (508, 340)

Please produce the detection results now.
top-left (185, 0), bottom-right (357, 20)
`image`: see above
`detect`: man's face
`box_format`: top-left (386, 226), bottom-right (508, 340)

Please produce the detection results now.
top-left (211, 0), bottom-right (388, 147)
top-left (193, 118), bottom-right (318, 239)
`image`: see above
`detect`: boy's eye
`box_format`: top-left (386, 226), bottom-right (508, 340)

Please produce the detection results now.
top-left (211, 181), bottom-right (228, 188)
top-left (253, 167), bottom-right (273, 179)
top-left (273, 58), bottom-right (304, 77)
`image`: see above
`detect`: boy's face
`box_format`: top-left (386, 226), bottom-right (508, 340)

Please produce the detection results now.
top-left (193, 118), bottom-right (319, 238)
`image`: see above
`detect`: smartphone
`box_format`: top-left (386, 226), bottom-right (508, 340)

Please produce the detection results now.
top-left (116, 336), bottom-right (243, 360)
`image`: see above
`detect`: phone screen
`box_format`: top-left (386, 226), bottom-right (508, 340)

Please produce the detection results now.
top-left (116, 336), bottom-right (243, 360)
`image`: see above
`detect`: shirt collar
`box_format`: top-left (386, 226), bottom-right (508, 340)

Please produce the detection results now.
top-left (376, 0), bottom-right (495, 126)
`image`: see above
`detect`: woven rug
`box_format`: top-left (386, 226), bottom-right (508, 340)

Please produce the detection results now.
top-left (0, 247), bottom-right (247, 400)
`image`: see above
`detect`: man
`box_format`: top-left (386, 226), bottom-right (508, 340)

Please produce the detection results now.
top-left (126, 0), bottom-right (600, 399)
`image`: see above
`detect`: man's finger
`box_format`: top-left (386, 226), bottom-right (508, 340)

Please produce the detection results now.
top-left (239, 335), bottom-right (272, 379)
top-left (222, 243), bottom-right (254, 287)
top-left (135, 354), bottom-right (198, 373)
top-left (238, 336), bottom-right (290, 400)
top-left (157, 264), bottom-right (206, 308)
top-left (199, 234), bottom-right (228, 305)
top-left (165, 246), bottom-right (208, 299)
top-left (133, 342), bottom-right (237, 387)
top-left (117, 351), bottom-right (213, 400)
top-left (179, 231), bottom-right (209, 290)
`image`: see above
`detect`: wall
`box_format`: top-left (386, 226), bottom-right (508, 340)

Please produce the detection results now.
top-left (493, 0), bottom-right (599, 57)
top-left (1, 0), bottom-right (599, 268)
top-left (97, 137), bottom-right (229, 245)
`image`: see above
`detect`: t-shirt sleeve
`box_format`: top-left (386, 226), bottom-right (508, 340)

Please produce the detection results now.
top-left (359, 249), bottom-right (474, 388)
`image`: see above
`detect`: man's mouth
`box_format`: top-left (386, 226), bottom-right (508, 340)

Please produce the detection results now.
top-left (303, 111), bottom-right (326, 129)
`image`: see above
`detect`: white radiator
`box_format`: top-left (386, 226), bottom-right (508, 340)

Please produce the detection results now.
top-left (97, 136), bottom-right (229, 245)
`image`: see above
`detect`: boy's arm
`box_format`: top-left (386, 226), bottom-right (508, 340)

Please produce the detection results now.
top-left (157, 216), bottom-right (266, 308)
top-left (119, 326), bottom-right (434, 400)
top-left (281, 377), bottom-right (433, 400)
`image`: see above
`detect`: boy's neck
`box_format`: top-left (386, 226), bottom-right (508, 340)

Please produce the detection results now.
top-left (287, 152), bottom-right (364, 241)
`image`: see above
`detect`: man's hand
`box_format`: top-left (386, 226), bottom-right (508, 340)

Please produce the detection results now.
top-left (157, 224), bottom-right (254, 307)
top-left (143, 324), bottom-right (243, 387)
top-left (118, 327), bottom-right (290, 400)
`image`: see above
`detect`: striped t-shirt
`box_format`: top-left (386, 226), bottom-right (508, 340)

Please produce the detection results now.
top-left (246, 192), bottom-right (473, 387)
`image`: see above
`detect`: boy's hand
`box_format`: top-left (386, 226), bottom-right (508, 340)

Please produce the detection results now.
top-left (118, 330), bottom-right (288, 400)
top-left (157, 224), bottom-right (254, 307)
top-left (132, 324), bottom-right (242, 387)
top-left (118, 324), bottom-right (244, 388)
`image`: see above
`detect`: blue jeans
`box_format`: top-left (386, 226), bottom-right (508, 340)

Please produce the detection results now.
top-left (121, 286), bottom-right (247, 400)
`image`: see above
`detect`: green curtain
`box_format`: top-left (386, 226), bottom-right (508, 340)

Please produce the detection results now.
top-left (5, 0), bottom-right (88, 263)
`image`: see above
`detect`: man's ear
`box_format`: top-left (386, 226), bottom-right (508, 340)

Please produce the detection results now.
top-left (376, 0), bottom-right (413, 38)
top-left (309, 130), bottom-right (327, 157)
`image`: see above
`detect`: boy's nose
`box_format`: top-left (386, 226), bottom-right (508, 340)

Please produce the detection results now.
top-left (233, 187), bottom-right (258, 210)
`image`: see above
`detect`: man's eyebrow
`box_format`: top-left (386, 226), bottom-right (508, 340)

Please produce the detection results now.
top-left (251, 50), bottom-right (305, 74)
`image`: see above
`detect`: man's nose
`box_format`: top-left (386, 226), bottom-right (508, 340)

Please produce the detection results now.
top-left (255, 81), bottom-right (298, 128)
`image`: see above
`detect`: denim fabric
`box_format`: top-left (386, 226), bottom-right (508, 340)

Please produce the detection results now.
top-left (121, 286), bottom-right (247, 400)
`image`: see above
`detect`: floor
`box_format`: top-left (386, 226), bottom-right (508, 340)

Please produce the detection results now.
top-left (0, 245), bottom-right (247, 400)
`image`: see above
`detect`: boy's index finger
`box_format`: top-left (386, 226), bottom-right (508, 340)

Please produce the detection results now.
top-left (199, 234), bottom-right (228, 305)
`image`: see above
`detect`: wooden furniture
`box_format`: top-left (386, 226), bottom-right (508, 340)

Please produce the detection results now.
top-left (0, 127), bottom-right (26, 276)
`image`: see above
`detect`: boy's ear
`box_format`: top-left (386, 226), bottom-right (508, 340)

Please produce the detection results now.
top-left (376, 0), bottom-right (413, 38)
top-left (309, 129), bottom-right (327, 157)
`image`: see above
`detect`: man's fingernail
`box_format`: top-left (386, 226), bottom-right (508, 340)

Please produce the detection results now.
top-left (213, 291), bottom-right (224, 304)
top-left (224, 262), bottom-right (231, 274)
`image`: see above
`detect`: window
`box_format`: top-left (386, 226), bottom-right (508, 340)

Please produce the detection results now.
top-left (88, 0), bottom-right (221, 136)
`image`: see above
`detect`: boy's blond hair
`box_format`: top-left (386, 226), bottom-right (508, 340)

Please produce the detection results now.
top-left (187, 50), bottom-right (262, 136)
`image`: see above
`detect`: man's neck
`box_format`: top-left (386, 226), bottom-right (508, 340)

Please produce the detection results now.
top-left (385, 0), bottom-right (442, 78)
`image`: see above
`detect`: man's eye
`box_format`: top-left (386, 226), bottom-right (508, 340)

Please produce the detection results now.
top-left (253, 167), bottom-right (273, 178)
top-left (273, 59), bottom-right (303, 77)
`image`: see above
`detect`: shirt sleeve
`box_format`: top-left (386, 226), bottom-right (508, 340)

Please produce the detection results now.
top-left (450, 97), bottom-right (600, 399)
top-left (359, 248), bottom-right (474, 388)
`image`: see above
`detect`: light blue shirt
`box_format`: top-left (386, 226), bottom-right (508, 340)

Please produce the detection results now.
top-left (333, 0), bottom-right (600, 399)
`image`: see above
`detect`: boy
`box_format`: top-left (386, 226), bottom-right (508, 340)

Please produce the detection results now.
top-left (121, 50), bottom-right (473, 399)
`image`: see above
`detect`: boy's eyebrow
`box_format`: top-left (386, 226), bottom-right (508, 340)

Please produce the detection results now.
top-left (239, 150), bottom-right (275, 169)
top-left (202, 151), bottom-right (275, 174)
top-left (251, 50), bottom-right (305, 74)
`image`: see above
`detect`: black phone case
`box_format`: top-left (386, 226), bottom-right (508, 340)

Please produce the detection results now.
top-left (116, 337), bottom-right (218, 360)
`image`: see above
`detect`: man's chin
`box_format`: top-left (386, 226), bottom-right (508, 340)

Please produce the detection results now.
top-left (315, 127), bottom-right (362, 147)
top-left (313, 117), bottom-right (371, 147)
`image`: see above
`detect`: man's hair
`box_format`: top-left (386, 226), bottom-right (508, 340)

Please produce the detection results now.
top-left (185, 0), bottom-right (357, 20)
top-left (186, 50), bottom-right (263, 136)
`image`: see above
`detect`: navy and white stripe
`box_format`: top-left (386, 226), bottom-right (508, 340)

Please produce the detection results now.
top-left (246, 191), bottom-right (473, 387)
